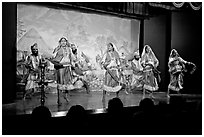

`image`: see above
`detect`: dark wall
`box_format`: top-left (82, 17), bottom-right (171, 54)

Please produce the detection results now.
top-left (2, 3), bottom-right (17, 103)
top-left (144, 8), bottom-right (202, 94)
top-left (144, 13), bottom-right (169, 91)
top-left (171, 10), bottom-right (202, 94)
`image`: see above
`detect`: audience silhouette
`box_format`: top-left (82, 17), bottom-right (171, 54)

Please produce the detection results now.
top-left (31, 105), bottom-right (52, 134)
top-left (32, 105), bottom-right (52, 119)
top-left (66, 105), bottom-right (86, 120)
top-left (132, 98), bottom-right (158, 134)
top-left (5, 97), bottom-right (200, 135)
top-left (107, 97), bottom-right (123, 115)
top-left (106, 97), bottom-right (128, 134)
top-left (65, 105), bottom-right (88, 134)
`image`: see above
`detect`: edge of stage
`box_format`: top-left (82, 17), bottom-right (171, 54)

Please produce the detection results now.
top-left (2, 87), bottom-right (202, 117)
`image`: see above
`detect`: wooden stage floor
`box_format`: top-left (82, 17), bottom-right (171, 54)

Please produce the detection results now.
top-left (2, 87), bottom-right (201, 117)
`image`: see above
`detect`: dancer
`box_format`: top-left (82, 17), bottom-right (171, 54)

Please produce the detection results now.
top-left (52, 37), bottom-right (72, 105)
top-left (167, 49), bottom-right (196, 97)
top-left (102, 43), bottom-right (123, 98)
top-left (119, 53), bottom-right (130, 94)
top-left (24, 43), bottom-right (41, 99)
top-left (70, 43), bottom-right (90, 93)
top-left (141, 45), bottom-right (160, 99)
top-left (131, 50), bottom-right (144, 91)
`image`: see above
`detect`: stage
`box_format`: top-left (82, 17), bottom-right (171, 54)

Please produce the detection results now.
top-left (3, 86), bottom-right (201, 117)
top-left (2, 87), bottom-right (162, 116)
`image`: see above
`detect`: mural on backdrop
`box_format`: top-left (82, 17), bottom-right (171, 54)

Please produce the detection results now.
top-left (16, 4), bottom-right (140, 91)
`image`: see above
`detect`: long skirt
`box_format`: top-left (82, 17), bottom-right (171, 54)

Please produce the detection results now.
top-left (143, 69), bottom-right (158, 91)
top-left (168, 72), bottom-right (184, 91)
top-left (56, 66), bottom-right (73, 90)
top-left (131, 71), bottom-right (144, 90)
top-left (25, 73), bottom-right (39, 91)
top-left (103, 68), bottom-right (122, 92)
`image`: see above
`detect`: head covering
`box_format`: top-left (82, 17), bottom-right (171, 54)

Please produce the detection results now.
top-left (134, 50), bottom-right (140, 56)
top-left (58, 37), bottom-right (71, 47)
top-left (102, 43), bottom-right (119, 63)
top-left (31, 43), bottom-right (37, 50)
top-left (59, 37), bottom-right (68, 43)
top-left (53, 37), bottom-right (70, 54)
top-left (106, 43), bottom-right (119, 53)
top-left (141, 45), bottom-right (159, 66)
top-left (170, 49), bottom-right (180, 58)
top-left (168, 49), bottom-right (186, 64)
top-left (71, 43), bottom-right (79, 49)
top-left (141, 45), bottom-right (157, 60)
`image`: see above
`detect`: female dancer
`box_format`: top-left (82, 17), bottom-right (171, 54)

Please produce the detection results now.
top-left (141, 45), bottom-right (160, 99)
top-left (167, 49), bottom-right (196, 98)
top-left (52, 37), bottom-right (72, 105)
top-left (102, 43), bottom-right (122, 99)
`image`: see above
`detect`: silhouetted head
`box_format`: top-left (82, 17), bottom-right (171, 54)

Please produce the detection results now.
top-left (32, 106), bottom-right (51, 119)
top-left (139, 98), bottom-right (154, 112)
top-left (108, 97), bottom-right (124, 114)
top-left (66, 105), bottom-right (86, 120)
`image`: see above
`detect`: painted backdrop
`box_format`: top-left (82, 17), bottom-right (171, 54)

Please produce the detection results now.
top-left (17, 4), bottom-right (140, 91)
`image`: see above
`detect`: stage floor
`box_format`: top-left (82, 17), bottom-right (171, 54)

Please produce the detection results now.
top-left (2, 87), bottom-right (201, 117)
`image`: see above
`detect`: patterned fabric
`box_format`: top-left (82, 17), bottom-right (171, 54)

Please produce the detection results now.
top-left (104, 68), bottom-right (120, 88)
top-left (168, 49), bottom-right (186, 92)
top-left (131, 58), bottom-right (144, 89)
top-left (141, 45), bottom-right (159, 91)
top-left (53, 46), bottom-right (73, 90)
top-left (25, 54), bottom-right (41, 91)
top-left (103, 49), bottom-right (122, 92)
top-left (142, 69), bottom-right (159, 91)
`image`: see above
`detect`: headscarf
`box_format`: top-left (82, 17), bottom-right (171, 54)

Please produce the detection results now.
top-left (31, 43), bottom-right (38, 50)
top-left (141, 45), bottom-right (159, 67)
top-left (105, 42), bottom-right (119, 54)
top-left (102, 43), bottom-right (119, 63)
top-left (53, 37), bottom-right (70, 54)
top-left (31, 43), bottom-right (39, 56)
top-left (169, 49), bottom-right (186, 65)
top-left (134, 49), bottom-right (140, 56)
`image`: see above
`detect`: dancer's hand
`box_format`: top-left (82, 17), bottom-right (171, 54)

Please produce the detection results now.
top-left (188, 62), bottom-right (196, 74)
top-left (190, 66), bottom-right (196, 74)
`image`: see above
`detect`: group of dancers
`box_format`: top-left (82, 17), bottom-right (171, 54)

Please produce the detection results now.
top-left (23, 37), bottom-right (196, 105)
top-left (23, 37), bottom-right (90, 105)
top-left (103, 42), bottom-right (196, 99)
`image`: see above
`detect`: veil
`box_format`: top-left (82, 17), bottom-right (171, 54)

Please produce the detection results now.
top-left (141, 45), bottom-right (158, 66)
top-left (101, 42), bottom-right (119, 63)
top-left (169, 49), bottom-right (187, 64)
